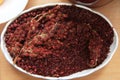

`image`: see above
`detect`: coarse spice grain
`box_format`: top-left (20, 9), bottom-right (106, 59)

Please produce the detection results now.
top-left (5, 5), bottom-right (114, 77)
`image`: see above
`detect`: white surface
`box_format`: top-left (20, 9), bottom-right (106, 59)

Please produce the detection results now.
top-left (0, 0), bottom-right (28, 24)
top-left (0, 3), bottom-right (119, 80)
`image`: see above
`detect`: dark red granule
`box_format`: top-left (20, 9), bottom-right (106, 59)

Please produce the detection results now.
top-left (5, 5), bottom-right (114, 77)
top-left (76, 0), bottom-right (97, 3)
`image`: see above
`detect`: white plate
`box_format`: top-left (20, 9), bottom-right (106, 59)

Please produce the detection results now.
top-left (1, 3), bottom-right (119, 80)
top-left (0, 0), bottom-right (28, 24)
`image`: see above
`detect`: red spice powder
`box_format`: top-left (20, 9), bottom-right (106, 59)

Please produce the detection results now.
top-left (5, 5), bottom-right (114, 77)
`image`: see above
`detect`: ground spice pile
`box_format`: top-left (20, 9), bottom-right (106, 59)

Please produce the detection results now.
top-left (5, 5), bottom-right (114, 77)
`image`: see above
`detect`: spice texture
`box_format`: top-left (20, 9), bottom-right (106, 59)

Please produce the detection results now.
top-left (5, 5), bottom-right (114, 77)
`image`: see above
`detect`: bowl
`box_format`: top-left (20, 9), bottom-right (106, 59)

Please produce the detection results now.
top-left (69, 0), bottom-right (113, 7)
top-left (0, 0), bottom-right (28, 24)
top-left (1, 3), bottom-right (118, 80)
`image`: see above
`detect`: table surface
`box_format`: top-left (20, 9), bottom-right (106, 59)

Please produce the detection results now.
top-left (0, 0), bottom-right (120, 80)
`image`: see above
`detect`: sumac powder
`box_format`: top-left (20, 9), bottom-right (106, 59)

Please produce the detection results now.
top-left (5, 5), bottom-right (114, 77)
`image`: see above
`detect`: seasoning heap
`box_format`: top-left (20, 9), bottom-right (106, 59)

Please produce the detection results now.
top-left (5, 5), bottom-right (114, 77)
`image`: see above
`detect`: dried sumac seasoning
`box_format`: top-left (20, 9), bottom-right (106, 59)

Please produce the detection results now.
top-left (5, 5), bottom-right (114, 77)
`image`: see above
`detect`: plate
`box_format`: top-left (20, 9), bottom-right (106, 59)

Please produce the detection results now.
top-left (0, 0), bottom-right (28, 24)
top-left (1, 3), bottom-right (119, 80)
